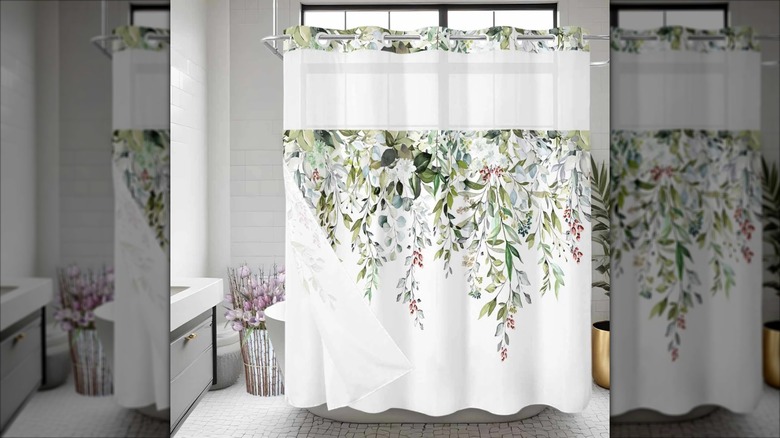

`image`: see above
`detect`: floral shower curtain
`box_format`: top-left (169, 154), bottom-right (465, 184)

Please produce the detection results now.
top-left (610, 27), bottom-right (763, 415)
top-left (283, 26), bottom-right (592, 414)
top-left (111, 26), bottom-right (170, 411)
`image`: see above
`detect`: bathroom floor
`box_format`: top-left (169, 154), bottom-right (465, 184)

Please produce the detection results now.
top-left (2, 373), bottom-right (168, 438)
top-left (611, 384), bottom-right (780, 438)
top-left (176, 373), bottom-right (611, 438)
top-left (177, 372), bottom-right (780, 438)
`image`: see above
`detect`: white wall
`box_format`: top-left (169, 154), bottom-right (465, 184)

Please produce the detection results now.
top-left (35, 1), bottom-right (60, 283)
top-left (1, 0), bottom-right (37, 278)
top-left (171, 0), bottom-right (209, 278)
top-left (207, 0), bottom-right (232, 282)
top-left (57, 1), bottom-right (128, 271)
top-left (229, 0), bottom-right (287, 270)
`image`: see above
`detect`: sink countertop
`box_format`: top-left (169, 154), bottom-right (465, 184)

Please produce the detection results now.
top-left (170, 277), bottom-right (223, 332)
top-left (0, 277), bottom-right (53, 332)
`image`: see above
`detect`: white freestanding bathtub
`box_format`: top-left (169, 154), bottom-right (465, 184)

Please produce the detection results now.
top-left (263, 302), bottom-right (546, 423)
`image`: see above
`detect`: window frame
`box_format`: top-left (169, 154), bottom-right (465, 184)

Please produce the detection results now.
top-left (300, 3), bottom-right (558, 29)
top-left (610, 3), bottom-right (728, 29)
top-left (129, 3), bottom-right (170, 27)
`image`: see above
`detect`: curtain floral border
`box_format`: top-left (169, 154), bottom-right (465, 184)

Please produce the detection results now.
top-left (284, 129), bottom-right (590, 361)
top-left (610, 129), bottom-right (761, 361)
top-left (283, 26), bottom-right (589, 54)
top-left (611, 26), bottom-right (759, 53)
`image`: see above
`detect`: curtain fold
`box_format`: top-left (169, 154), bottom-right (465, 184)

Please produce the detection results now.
top-left (111, 26), bottom-right (170, 410)
top-left (610, 26), bottom-right (763, 416)
top-left (283, 26), bottom-right (592, 415)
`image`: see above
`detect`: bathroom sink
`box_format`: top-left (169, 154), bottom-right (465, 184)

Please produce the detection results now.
top-left (170, 278), bottom-right (223, 331)
top-left (170, 286), bottom-right (189, 296)
top-left (0, 278), bottom-right (53, 331)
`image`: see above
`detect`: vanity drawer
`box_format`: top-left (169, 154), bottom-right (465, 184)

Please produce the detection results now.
top-left (0, 344), bottom-right (42, 429)
top-left (171, 345), bottom-right (213, 430)
top-left (0, 315), bottom-right (41, 381)
top-left (171, 314), bottom-right (212, 379)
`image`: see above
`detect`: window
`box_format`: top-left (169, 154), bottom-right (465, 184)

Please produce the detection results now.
top-left (302, 4), bottom-right (557, 31)
top-left (610, 3), bottom-right (728, 30)
top-left (130, 3), bottom-right (170, 28)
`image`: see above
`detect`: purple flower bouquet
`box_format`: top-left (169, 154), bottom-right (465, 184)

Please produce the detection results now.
top-left (56, 265), bottom-right (114, 396)
top-left (226, 264), bottom-right (285, 396)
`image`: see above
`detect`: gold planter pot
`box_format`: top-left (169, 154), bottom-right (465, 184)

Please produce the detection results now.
top-left (592, 321), bottom-right (610, 389)
top-left (764, 321), bottom-right (780, 389)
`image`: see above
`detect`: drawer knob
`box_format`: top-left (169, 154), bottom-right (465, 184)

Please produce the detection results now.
top-left (13, 332), bottom-right (26, 344)
top-left (185, 333), bottom-right (198, 341)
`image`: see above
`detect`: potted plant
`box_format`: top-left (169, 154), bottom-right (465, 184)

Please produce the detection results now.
top-left (55, 265), bottom-right (114, 396)
top-left (225, 264), bottom-right (286, 396)
top-left (762, 158), bottom-right (780, 389)
top-left (590, 156), bottom-right (611, 389)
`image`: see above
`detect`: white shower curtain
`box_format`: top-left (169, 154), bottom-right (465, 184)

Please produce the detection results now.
top-left (282, 26), bottom-right (592, 415)
top-left (111, 26), bottom-right (170, 411)
top-left (610, 27), bottom-right (763, 415)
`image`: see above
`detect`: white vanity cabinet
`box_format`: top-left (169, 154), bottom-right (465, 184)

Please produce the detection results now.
top-left (0, 278), bottom-right (52, 433)
top-left (170, 278), bottom-right (222, 435)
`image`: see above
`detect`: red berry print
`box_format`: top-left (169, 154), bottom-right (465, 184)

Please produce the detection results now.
top-left (507, 315), bottom-right (515, 330)
top-left (412, 250), bottom-right (423, 268)
top-left (479, 165), bottom-right (504, 182)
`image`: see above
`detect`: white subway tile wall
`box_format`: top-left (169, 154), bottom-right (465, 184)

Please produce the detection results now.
top-left (58, 1), bottom-right (128, 270)
top-left (228, 0), bottom-right (610, 322)
top-left (171, 0), bottom-right (209, 277)
top-left (229, 0), bottom-right (287, 269)
top-left (0, 0), bottom-right (37, 277)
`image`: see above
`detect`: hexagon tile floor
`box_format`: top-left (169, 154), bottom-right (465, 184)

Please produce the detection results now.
top-left (177, 375), bottom-right (778, 438)
top-left (175, 374), bottom-right (610, 438)
top-left (3, 373), bottom-right (167, 437)
top-left (611, 384), bottom-right (779, 438)
top-left (4, 371), bottom-right (778, 438)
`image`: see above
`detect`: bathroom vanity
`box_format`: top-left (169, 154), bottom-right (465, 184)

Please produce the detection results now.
top-left (170, 278), bottom-right (223, 435)
top-left (0, 278), bottom-right (52, 433)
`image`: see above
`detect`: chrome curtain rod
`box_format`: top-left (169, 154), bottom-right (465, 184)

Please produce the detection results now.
top-left (262, 33), bottom-right (612, 65)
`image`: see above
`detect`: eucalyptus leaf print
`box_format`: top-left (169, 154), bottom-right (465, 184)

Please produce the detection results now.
top-left (284, 129), bottom-right (591, 361)
top-left (611, 130), bottom-right (760, 361)
top-left (453, 130), bottom-right (590, 360)
top-left (113, 130), bottom-right (170, 252)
